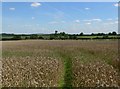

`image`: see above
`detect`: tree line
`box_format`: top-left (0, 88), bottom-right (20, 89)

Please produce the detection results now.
top-left (1, 31), bottom-right (120, 41)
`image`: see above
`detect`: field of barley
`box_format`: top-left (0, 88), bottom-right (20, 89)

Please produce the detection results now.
top-left (2, 40), bottom-right (120, 87)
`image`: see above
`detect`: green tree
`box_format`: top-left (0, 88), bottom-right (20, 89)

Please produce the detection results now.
top-left (55, 30), bottom-right (58, 34)
top-left (80, 32), bottom-right (83, 36)
top-left (112, 31), bottom-right (117, 35)
top-left (30, 34), bottom-right (38, 39)
top-left (50, 34), bottom-right (55, 40)
top-left (39, 36), bottom-right (44, 39)
top-left (91, 33), bottom-right (94, 36)
top-left (60, 32), bottom-right (66, 36)
top-left (69, 34), bottom-right (77, 40)
top-left (108, 32), bottom-right (112, 35)
top-left (12, 35), bottom-right (22, 40)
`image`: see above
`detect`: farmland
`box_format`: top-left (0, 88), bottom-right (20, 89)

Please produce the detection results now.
top-left (2, 40), bottom-right (120, 87)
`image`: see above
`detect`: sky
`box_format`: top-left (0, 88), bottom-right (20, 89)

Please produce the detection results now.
top-left (2, 2), bottom-right (119, 34)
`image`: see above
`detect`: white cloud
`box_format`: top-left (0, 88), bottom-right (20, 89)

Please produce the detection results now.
top-left (75, 20), bottom-right (80, 23)
top-left (86, 23), bottom-right (91, 25)
top-left (92, 19), bottom-right (102, 22)
top-left (85, 8), bottom-right (90, 10)
top-left (83, 20), bottom-right (92, 22)
top-left (83, 19), bottom-right (102, 22)
top-left (9, 8), bottom-right (15, 11)
top-left (32, 17), bottom-right (35, 20)
top-left (114, 3), bottom-right (120, 7)
top-left (115, 21), bottom-right (118, 24)
top-left (104, 21), bottom-right (118, 25)
top-left (31, 2), bottom-right (41, 7)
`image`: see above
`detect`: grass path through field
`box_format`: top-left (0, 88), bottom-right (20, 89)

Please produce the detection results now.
top-left (58, 51), bottom-right (73, 88)
top-left (54, 47), bottom-right (74, 88)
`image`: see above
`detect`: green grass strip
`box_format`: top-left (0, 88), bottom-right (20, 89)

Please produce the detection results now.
top-left (57, 51), bottom-right (73, 88)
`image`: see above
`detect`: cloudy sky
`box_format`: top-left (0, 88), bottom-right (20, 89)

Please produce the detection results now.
top-left (2, 2), bottom-right (118, 34)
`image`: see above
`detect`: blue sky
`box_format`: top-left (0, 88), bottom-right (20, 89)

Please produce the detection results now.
top-left (2, 2), bottom-right (118, 34)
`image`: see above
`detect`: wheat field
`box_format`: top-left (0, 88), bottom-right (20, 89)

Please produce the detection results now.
top-left (2, 40), bottom-right (120, 87)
